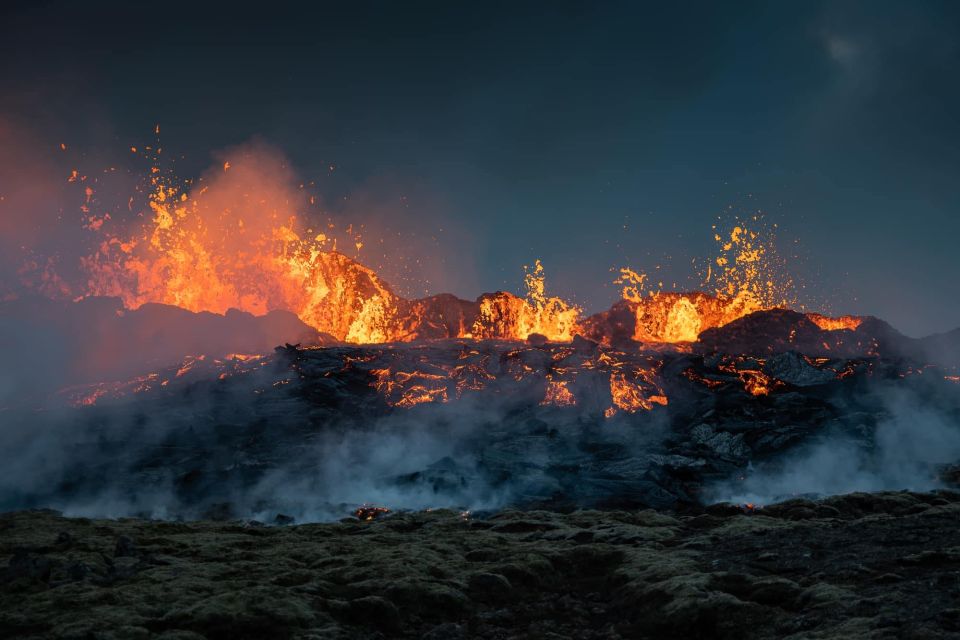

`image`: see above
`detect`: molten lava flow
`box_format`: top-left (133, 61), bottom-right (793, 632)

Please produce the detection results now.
top-left (370, 368), bottom-right (449, 407)
top-left (77, 151), bottom-right (584, 344)
top-left (717, 356), bottom-right (782, 397)
top-left (23, 140), bottom-right (869, 351)
top-left (807, 313), bottom-right (863, 331)
top-left (354, 505), bottom-right (391, 521)
top-left (346, 342), bottom-right (671, 415)
top-left (62, 352), bottom-right (269, 407)
top-left (81, 151), bottom-right (402, 343)
top-left (740, 370), bottom-right (773, 396)
top-left (661, 297), bottom-right (703, 342)
top-left (607, 370), bottom-right (668, 414)
top-left (542, 379), bottom-right (576, 406)
top-left (614, 216), bottom-right (797, 344)
top-left (471, 260), bottom-right (581, 342)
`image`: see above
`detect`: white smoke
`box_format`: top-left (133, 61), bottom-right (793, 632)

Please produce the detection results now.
top-left (708, 386), bottom-right (960, 505)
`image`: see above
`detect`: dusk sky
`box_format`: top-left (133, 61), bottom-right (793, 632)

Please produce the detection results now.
top-left (2, 1), bottom-right (959, 336)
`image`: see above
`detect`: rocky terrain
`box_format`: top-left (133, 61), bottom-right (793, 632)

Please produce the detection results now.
top-left (3, 491), bottom-right (960, 639)
top-left (1, 305), bottom-right (959, 638)
top-left (2, 306), bottom-right (959, 520)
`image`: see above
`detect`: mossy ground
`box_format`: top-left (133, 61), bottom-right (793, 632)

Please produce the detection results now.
top-left (3, 491), bottom-right (960, 639)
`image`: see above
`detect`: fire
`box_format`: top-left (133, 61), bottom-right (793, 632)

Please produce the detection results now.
top-left (74, 149), bottom-right (583, 344)
top-left (471, 260), bottom-right (581, 342)
top-left (807, 313), bottom-right (863, 331)
top-left (353, 505), bottom-right (391, 521)
top-left (614, 216), bottom-right (796, 344)
top-left (81, 152), bottom-right (403, 344)
top-left (21, 140), bottom-right (867, 351)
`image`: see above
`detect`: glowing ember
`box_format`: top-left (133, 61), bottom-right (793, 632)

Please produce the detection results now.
top-left (354, 505), bottom-right (391, 521)
top-left (371, 368), bottom-right (449, 408)
top-left (542, 379), bottom-right (576, 406)
top-left (807, 313), bottom-right (863, 332)
top-left (740, 370), bottom-right (774, 396)
top-left (608, 370), bottom-right (668, 414)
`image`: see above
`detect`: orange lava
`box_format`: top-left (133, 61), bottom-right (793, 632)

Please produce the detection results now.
top-left (807, 313), bottom-right (863, 331)
top-left (29, 145), bottom-right (866, 349)
top-left (612, 217), bottom-right (799, 344)
top-left (77, 151), bottom-right (580, 344)
top-left (542, 379), bottom-right (576, 407)
top-left (608, 370), bottom-right (668, 414)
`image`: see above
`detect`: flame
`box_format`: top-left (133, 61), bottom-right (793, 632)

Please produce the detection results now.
top-left (354, 505), bottom-right (391, 521)
top-left (76, 152), bottom-right (583, 344)
top-left (616, 215), bottom-right (796, 344)
top-left (26, 142), bottom-right (865, 349)
top-left (807, 313), bottom-right (863, 331)
top-left (80, 151), bottom-right (401, 343)
top-left (472, 260), bottom-right (580, 342)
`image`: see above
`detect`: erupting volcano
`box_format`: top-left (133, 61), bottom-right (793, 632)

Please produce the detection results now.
top-left (3, 141), bottom-right (946, 420)
top-left (4, 3), bottom-right (960, 638)
top-left (1, 140), bottom-right (884, 415)
top-left (15, 141), bottom-right (845, 348)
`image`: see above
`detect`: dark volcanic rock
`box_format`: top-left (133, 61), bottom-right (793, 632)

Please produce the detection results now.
top-left (0, 296), bottom-right (329, 406)
top-left (3, 329), bottom-right (959, 519)
top-left (698, 309), bottom-right (843, 356)
top-left (761, 352), bottom-right (839, 386)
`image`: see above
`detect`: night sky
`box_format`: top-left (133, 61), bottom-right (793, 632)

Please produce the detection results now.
top-left (2, 1), bottom-right (959, 336)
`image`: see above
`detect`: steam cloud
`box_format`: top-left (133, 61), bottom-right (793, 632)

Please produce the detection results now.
top-left (0, 364), bottom-right (670, 522)
top-left (707, 385), bottom-right (960, 505)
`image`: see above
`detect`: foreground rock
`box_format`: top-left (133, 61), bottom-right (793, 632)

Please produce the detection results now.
top-left (3, 491), bottom-right (960, 639)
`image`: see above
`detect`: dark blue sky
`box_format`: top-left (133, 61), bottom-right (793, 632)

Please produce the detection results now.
top-left (2, 1), bottom-right (959, 336)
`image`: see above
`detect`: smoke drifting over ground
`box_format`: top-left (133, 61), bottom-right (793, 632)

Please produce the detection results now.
top-left (0, 358), bottom-right (670, 522)
top-left (708, 386), bottom-right (960, 506)
top-left (0, 329), bottom-right (958, 523)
